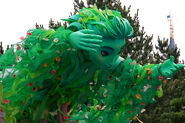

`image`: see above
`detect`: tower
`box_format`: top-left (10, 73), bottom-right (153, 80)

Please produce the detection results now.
top-left (167, 15), bottom-right (175, 49)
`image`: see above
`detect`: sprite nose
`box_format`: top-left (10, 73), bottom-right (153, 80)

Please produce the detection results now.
top-left (111, 56), bottom-right (124, 70)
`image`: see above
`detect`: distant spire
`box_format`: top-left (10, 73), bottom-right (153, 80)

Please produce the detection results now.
top-left (167, 15), bottom-right (175, 49)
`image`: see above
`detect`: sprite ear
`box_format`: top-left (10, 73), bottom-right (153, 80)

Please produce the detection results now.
top-left (67, 22), bottom-right (83, 31)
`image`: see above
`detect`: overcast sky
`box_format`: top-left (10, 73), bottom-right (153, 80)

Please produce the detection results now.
top-left (0, 0), bottom-right (184, 61)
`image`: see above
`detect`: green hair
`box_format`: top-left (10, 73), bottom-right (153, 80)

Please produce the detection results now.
top-left (62, 6), bottom-right (134, 39)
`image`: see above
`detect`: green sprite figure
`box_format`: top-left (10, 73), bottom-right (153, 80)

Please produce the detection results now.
top-left (0, 6), bottom-right (184, 123)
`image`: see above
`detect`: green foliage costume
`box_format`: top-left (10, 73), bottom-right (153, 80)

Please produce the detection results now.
top-left (0, 6), bottom-right (184, 123)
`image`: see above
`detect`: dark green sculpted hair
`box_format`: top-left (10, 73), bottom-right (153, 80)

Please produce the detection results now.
top-left (62, 6), bottom-right (134, 39)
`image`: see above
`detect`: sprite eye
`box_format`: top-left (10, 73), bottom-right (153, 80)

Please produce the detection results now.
top-left (101, 51), bottom-right (109, 56)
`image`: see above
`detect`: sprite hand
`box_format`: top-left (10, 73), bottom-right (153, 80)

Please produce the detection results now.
top-left (68, 29), bottom-right (102, 52)
top-left (160, 56), bottom-right (185, 77)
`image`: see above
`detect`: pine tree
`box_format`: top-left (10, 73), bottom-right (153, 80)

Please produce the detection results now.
top-left (154, 37), bottom-right (180, 64)
top-left (133, 29), bottom-right (185, 123)
top-left (36, 19), bottom-right (64, 30)
top-left (0, 42), bottom-right (4, 56)
top-left (48, 18), bottom-right (62, 30)
top-left (73, 0), bottom-right (154, 65)
top-left (154, 37), bottom-right (185, 80)
top-left (35, 23), bottom-right (44, 29)
top-left (6, 45), bottom-right (10, 51)
top-left (133, 79), bottom-right (185, 123)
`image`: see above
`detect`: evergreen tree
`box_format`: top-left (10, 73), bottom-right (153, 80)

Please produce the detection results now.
top-left (154, 37), bottom-right (185, 80)
top-left (35, 23), bottom-right (44, 29)
top-left (133, 31), bottom-right (185, 123)
top-left (154, 37), bottom-right (180, 64)
top-left (133, 79), bottom-right (185, 123)
top-left (178, 60), bottom-right (185, 80)
top-left (48, 18), bottom-right (62, 30)
top-left (6, 45), bottom-right (10, 51)
top-left (73, 0), bottom-right (154, 65)
top-left (0, 42), bottom-right (4, 56)
top-left (36, 19), bottom-right (64, 30)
